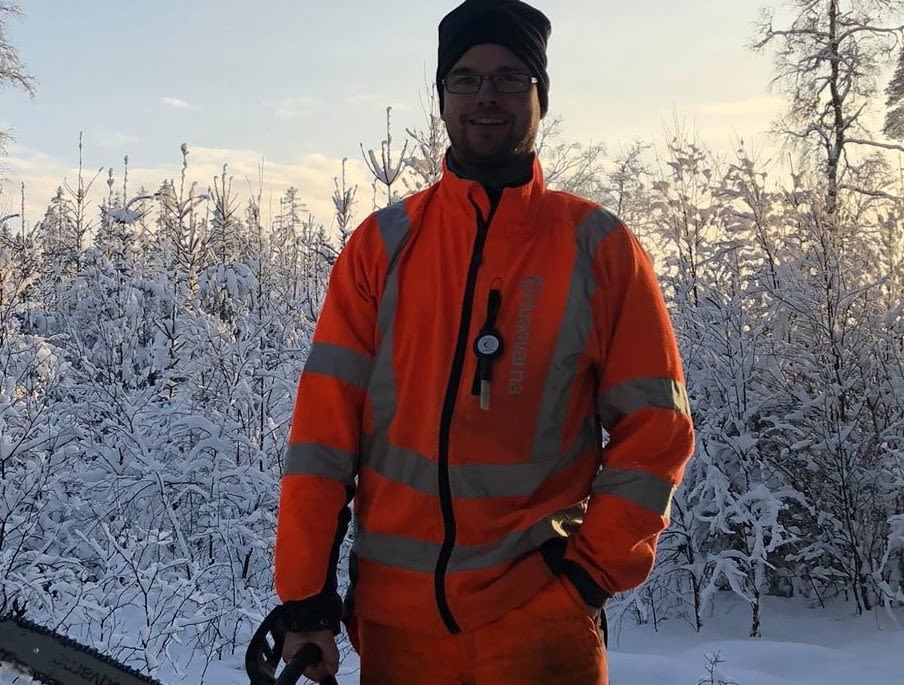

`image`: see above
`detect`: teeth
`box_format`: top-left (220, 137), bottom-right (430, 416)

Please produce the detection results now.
top-left (472, 118), bottom-right (505, 125)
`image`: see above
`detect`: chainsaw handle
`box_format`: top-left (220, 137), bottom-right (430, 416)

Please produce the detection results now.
top-left (276, 642), bottom-right (339, 685)
top-left (245, 606), bottom-right (340, 685)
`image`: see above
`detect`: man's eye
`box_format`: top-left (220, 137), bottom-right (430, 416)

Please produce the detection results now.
top-left (452, 75), bottom-right (480, 88)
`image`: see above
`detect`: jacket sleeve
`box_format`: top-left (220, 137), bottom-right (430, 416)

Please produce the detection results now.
top-left (563, 221), bottom-right (694, 608)
top-left (273, 215), bottom-right (385, 632)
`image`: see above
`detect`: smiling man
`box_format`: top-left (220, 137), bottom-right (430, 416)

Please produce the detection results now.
top-left (440, 48), bottom-right (542, 187)
top-left (272, 1), bottom-right (695, 684)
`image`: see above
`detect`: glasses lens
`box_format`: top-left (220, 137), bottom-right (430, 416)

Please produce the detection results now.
top-left (446, 75), bottom-right (480, 93)
top-left (444, 73), bottom-right (533, 94)
top-left (493, 74), bottom-right (530, 93)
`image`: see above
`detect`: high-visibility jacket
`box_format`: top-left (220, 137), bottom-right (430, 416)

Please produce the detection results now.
top-left (275, 154), bottom-right (694, 636)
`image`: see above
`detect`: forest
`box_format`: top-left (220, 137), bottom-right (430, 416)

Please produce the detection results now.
top-left (2, 0), bottom-right (904, 679)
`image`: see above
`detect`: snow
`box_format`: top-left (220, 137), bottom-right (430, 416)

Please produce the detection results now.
top-left (7, 596), bottom-right (891, 685)
top-left (605, 596), bottom-right (903, 685)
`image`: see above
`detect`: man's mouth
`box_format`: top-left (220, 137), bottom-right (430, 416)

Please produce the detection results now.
top-left (468, 116), bottom-right (507, 126)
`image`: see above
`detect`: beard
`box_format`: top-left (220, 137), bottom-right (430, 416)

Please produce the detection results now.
top-left (447, 116), bottom-right (539, 173)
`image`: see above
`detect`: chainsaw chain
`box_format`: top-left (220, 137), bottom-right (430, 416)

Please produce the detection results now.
top-left (0, 614), bottom-right (165, 685)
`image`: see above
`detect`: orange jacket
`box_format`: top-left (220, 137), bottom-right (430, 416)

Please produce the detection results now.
top-left (275, 155), bottom-right (694, 635)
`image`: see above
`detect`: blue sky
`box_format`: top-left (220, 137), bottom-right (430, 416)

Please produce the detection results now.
top-left (1, 0), bottom-right (784, 227)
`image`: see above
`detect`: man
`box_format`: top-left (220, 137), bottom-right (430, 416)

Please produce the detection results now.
top-left (273, 1), bottom-right (694, 683)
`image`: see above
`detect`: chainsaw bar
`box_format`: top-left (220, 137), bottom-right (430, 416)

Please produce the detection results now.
top-left (0, 614), bottom-right (165, 685)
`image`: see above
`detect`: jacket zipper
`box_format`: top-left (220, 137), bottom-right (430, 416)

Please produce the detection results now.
top-left (435, 194), bottom-right (500, 633)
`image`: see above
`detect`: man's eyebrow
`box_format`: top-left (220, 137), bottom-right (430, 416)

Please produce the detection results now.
top-left (448, 65), bottom-right (523, 75)
top-left (448, 66), bottom-right (479, 75)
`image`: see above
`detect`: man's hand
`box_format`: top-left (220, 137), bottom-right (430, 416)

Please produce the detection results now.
top-left (282, 629), bottom-right (339, 683)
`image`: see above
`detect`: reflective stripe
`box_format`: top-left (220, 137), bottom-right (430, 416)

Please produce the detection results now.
top-left (599, 377), bottom-right (690, 432)
top-left (592, 467), bottom-right (675, 517)
top-left (303, 342), bottom-right (372, 390)
top-left (363, 417), bottom-right (599, 499)
top-left (363, 439), bottom-right (439, 496)
top-left (283, 442), bottom-right (357, 483)
top-left (366, 202), bottom-right (410, 478)
top-left (353, 524), bottom-right (438, 573)
top-left (451, 461), bottom-right (559, 499)
top-left (530, 209), bottom-right (619, 464)
top-left (354, 516), bottom-right (560, 573)
top-left (374, 202), bottom-right (410, 336)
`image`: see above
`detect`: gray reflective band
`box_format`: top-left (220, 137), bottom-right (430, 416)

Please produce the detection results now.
top-left (364, 440), bottom-right (440, 496)
top-left (283, 442), bottom-right (357, 483)
top-left (374, 202), bottom-right (410, 338)
top-left (448, 516), bottom-right (562, 571)
top-left (530, 208), bottom-right (619, 464)
top-left (363, 417), bottom-right (599, 500)
top-left (366, 203), bottom-right (410, 476)
top-left (592, 467), bottom-right (675, 517)
top-left (353, 516), bottom-right (561, 573)
top-left (599, 377), bottom-right (691, 432)
top-left (303, 342), bottom-right (373, 390)
top-left (353, 525), bottom-right (438, 573)
top-left (375, 202), bottom-right (410, 273)
top-left (451, 461), bottom-right (557, 499)
top-left (578, 208), bottom-right (622, 252)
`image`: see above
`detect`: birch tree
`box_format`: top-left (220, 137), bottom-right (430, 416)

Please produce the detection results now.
top-left (753, 0), bottom-right (904, 215)
top-left (0, 2), bottom-right (35, 154)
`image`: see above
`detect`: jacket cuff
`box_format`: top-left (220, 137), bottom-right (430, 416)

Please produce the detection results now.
top-left (561, 558), bottom-right (610, 610)
top-left (539, 537), bottom-right (611, 610)
top-left (282, 593), bottom-right (344, 635)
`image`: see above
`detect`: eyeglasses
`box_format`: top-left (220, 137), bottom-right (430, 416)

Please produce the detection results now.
top-left (443, 72), bottom-right (538, 95)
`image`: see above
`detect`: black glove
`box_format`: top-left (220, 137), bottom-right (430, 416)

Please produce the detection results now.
top-left (282, 592), bottom-right (344, 636)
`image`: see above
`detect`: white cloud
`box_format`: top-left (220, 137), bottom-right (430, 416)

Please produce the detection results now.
top-left (0, 143), bottom-right (377, 235)
top-left (686, 97), bottom-right (784, 119)
top-left (160, 96), bottom-right (197, 110)
top-left (263, 96), bottom-right (318, 120)
top-left (346, 94), bottom-right (379, 106)
top-left (96, 131), bottom-right (141, 149)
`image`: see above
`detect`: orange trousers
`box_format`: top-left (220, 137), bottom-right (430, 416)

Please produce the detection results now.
top-left (349, 576), bottom-right (607, 685)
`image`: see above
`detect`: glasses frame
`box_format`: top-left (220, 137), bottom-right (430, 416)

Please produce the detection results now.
top-left (442, 72), bottom-right (539, 95)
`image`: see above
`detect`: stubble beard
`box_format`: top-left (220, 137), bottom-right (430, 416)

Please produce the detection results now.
top-left (450, 119), bottom-right (539, 174)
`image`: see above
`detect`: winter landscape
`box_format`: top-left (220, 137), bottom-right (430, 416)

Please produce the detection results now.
top-left (3, 1), bottom-right (904, 684)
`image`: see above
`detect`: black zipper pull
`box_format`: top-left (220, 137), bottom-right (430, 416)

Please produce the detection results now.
top-left (472, 288), bottom-right (503, 410)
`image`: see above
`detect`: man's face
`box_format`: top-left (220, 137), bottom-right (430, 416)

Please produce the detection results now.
top-left (441, 43), bottom-right (543, 172)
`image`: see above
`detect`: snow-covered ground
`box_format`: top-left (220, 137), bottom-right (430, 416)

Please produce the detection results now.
top-left (605, 596), bottom-right (903, 685)
top-left (4, 596), bottom-right (902, 684)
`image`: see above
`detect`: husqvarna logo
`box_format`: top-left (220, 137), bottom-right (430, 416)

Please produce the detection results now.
top-left (508, 275), bottom-right (543, 395)
top-left (53, 655), bottom-right (119, 685)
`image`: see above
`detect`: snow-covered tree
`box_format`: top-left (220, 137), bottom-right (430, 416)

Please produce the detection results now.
top-left (0, 2), bottom-right (35, 154)
top-left (403, 83), bottom-right (447, 194)
top-left (361, 106), bottom-right (410, 208)
top-left (331, 160), bottom-right (358, 249)
top-left (753, 0), bottom-right (904, 215)
top-left (535, 116), bottom-right (607, 200)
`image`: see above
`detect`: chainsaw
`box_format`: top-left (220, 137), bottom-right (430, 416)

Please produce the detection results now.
top-left (0, 610), bottom-right (337, 685)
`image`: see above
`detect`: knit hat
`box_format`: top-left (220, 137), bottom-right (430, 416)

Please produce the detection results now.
top-left (436, 0), bottom-right (552, 115)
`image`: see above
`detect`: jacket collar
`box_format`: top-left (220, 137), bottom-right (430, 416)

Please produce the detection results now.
top-left (436, 150), bottom-right (548, 235)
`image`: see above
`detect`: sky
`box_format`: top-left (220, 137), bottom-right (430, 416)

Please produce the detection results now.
top-left (0, 0), bottom-right (788, 229)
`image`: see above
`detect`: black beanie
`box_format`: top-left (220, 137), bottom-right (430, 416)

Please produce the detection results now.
top-left (436, 0), bottom-right (552, 115)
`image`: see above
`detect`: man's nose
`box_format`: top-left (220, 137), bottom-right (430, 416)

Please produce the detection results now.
top-left (475, 76), bottom-right (498, 102)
